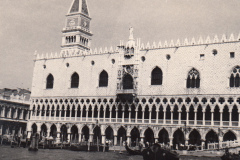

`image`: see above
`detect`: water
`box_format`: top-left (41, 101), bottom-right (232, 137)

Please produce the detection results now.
top-left (0, 146), bottom-right (141, 160)
top-left (0, 145), bottom-right (223, 160)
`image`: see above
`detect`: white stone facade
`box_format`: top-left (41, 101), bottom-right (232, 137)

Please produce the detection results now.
top-left (27, 0), bottom-right (240, 150)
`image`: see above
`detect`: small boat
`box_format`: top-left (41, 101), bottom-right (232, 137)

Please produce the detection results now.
top-left (221, 148), bottom-right (240, 160)
top-left (70, 143), bottom-right (109, 152)
top-left (142, 143), bottom-right (179, 160)
top-left (125, 143), bottom-right (142, 155)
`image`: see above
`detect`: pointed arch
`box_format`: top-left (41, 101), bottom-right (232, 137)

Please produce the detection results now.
top-left (131, 127), bottom-right (140, 146)
top-left (158, 128), bottom-right (169, 144)
top-left (223, 130), bottom-right (237, 141)
top-left (230, 66), bottom-right (240, 87)
top-left (105, 126), bottom-right (114, 143)
top-left (205, 130), bottom-right (218, 148)
top-left (123, 74), bottom-right (133, 89)
top-left (117, 126), bottom-right (126, 145)
top-left (144, 128), bottom-right (154, 144)
top-left (50, 124), bottom-right (57, 138)
top-left (71, 125), bottom-right (79, 143)
top-left (71, 72), bottom-right (79, 88)
top-left (151, 67), bottom-right (163, 85)
top-left (46, 74), bottom-right (54, 89)
top-left (186, 68), bottom-right (200, 88)
top-left (81, 125), bottom-right (89, 142)
top-left (189, 129), bottom-right (201, 145)
top-left (173, 129), bottom-right (185, 149)
top-left (99, 70), bottom-right (108, 87)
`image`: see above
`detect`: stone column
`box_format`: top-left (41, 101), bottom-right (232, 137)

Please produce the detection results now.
top-left (220, 111), bottom-right (223, 126)
top-left (229, 112), bottom-right (232, 126)
top-left (56, 131), bottom-right (61, 143)
top-left (49, 109), bottom-right (52, 120)
top-left (142, 111), bottom-right (145, 123)
top-left (59, 109), bottom-right (62, 119)
top-left (169, 137), bottom-right (173, 149)
top-left (102, 135), bottom-right (106, 145)
top-left (74, 109), bottom-right (77, 121)
top-left (110, 109), bottom-right (112, 122)
top-left (202, 111), bottom-right (205, 126)
top-left (1, 107), bottom-right (5, 117)
top-left (149, 110), bottom-right (152, 123)
top-left (122, 109), bottom-right (125, 122)
top-left (64, 110), bottom-right (66, 121)
top-left (156, 110), bottom-right (159, 124)
top-left (211, 111), bottom-right (214, 126)
top-left (44, 109), bottom-right (47, 120)
top-left (67, 133), bottom-right (71, 142)
top-left (163, 109), bottom-right (166, 124)
top-left (219, 136), bottom-right (223, 149)
top-left (178, 111), bottom-right (181, 125)
top-left (127, 136), bottom-right (131, 146)
top-left (129, 111), bottom-right (131, 123)
top-left (201, 139), bottom-right (205, 150)
top-left (47, 131), bottom-right (50, 138)
top-left (18, 109), bottom-right (22, 119)
top-left (135, 110), bottom-right (138, 123)
top-left (186, 110), bottom-right (189, 125)
top-left (171, 111), bottom-right (173, 124)
top-left (14, 108), bottom-right (18, 119)
top-left (26, 110), bottom-right (29, 120)
top-left (80, 109), bottom-right (83, 121)
top-left (103, 109), bottom-right (106, 122)
top-left (0, 125), bottom-right (3, 135)
top-left (114, 135), bottom-right (117, 146)
top-left (97, 108), bottom-right (100, 120)
top-left (8, 108), bottom-right (12, 118)
top-left (39, 109), bottom-right (42, 120)
top-left (86, 109), bottom-right (89, 121)
top-left (92, 109), bottom-right (94, 122)
top-left (194, 111), bottom-right (197, 125)
top-left (78, 133), bottom-right (82, 143)
top-left (116, 109), bottom-right (118, 122)
top-left (54, 108), bottom-right (57, 120)
top-left (140, 137), bottom-right (144, 143)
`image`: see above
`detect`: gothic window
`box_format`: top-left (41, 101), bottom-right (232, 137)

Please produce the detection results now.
top-left (46, 74), bottom-right (54, 89)
top-left (123, 74), bottom-right (133, 89)
top-left (151, 67), bottom-right (163, 85)
top-left (99, 70), bottom-right (108, 87)
top-left (186, 68), bottom-right (200, 88)
top-left (71, 72), bottom-right (79, 88)
top-left (230, 66), bottom-right (240, 87)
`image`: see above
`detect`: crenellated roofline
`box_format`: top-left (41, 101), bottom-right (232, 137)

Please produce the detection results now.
top-left (34, 32), bottom-right (240, 61)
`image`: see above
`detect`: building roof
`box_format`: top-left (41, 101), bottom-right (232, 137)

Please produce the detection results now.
top-left (0, 88), bottom-right (31, 101)
top-left (69, 0), bottom-right (89, 16)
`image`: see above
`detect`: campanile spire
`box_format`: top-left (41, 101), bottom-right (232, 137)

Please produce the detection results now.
top-left (61, 0), bottom-right (93, 51)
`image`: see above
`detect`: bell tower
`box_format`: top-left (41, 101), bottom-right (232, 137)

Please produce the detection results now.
top-left (61, 0), bottom-right (93, 51)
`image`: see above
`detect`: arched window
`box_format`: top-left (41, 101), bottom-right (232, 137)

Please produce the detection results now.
top-left (230, 66), bottom-right (240, 87)
top-left (71, 72), bottom-right (79, 88)
top-left (46, 74), bottom-right (54, 89)
top-left (99, 70), bottom-right (108, 87)
top-left (123, 74), bottom-right (133, 89)
top-left (186, 68), bottom-right (200, 88)
top-left (151, 67), bottom-right (163, 85)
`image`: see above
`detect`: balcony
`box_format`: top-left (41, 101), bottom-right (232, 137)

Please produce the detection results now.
top-left (116, 89), bottom-right (136, 94)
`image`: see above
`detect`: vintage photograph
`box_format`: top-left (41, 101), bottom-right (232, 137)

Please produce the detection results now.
top-left (1, 0), bottom-right (240, 159)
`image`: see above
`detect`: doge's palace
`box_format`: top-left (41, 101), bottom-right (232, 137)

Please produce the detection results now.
top-left (27, 0), bottom-right (240, 150)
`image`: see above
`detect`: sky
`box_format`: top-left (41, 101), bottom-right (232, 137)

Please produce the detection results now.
top-left (1, 0), bottom-right (240, 90)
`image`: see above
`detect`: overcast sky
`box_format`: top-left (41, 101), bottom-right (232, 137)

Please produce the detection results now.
top-left (1, 0), bottom-right (240, 90)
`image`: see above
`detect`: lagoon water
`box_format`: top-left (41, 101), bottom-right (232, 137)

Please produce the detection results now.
top-left (0, 145), bottom-right (141, 160)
